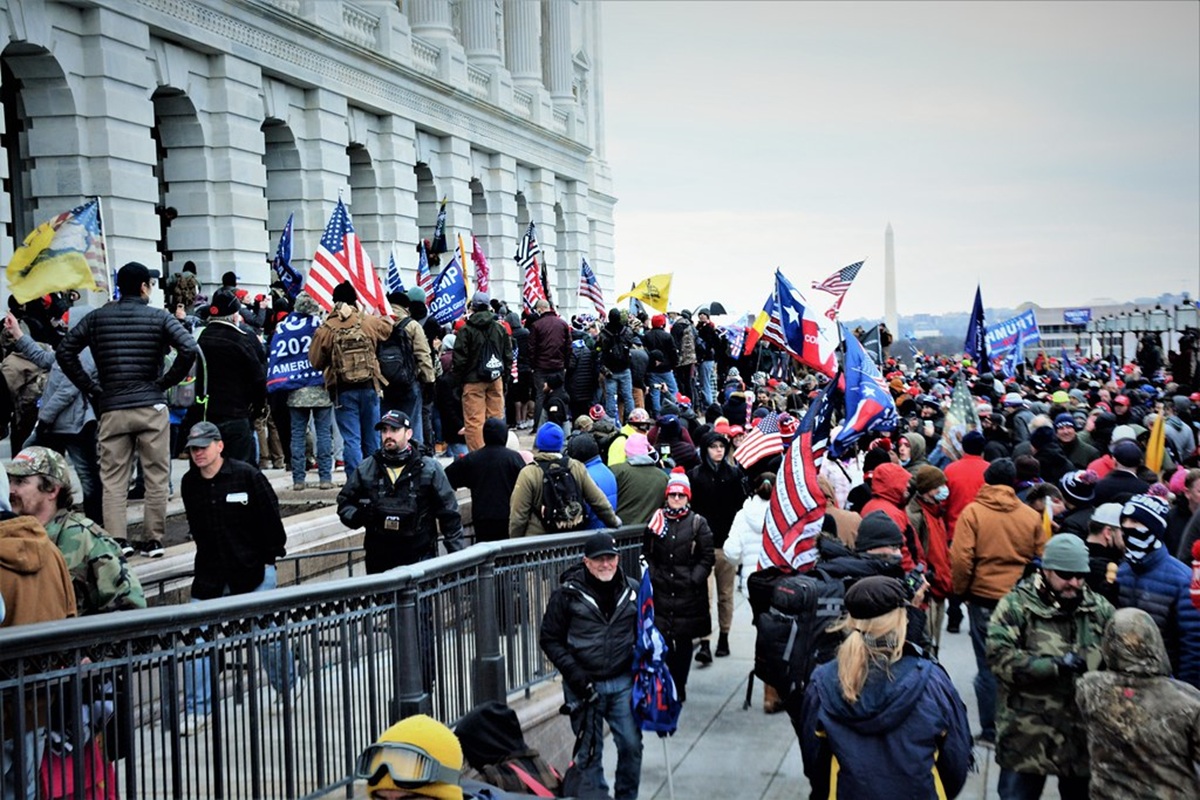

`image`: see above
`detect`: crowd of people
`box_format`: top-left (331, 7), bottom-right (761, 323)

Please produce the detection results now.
top-left (3, 261), bottom-right (1200, 799)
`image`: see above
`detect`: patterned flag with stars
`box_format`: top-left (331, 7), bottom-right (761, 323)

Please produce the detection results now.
top-left (760, 380), bottom-right (837, 572)
top-left (579, 257), bottom-right (606, 316)
top-left (386, 251), bottom-right (405, 296)
top-left (775, 269), bottom-right (838, 377)
top-left (831, 327), bottom-right (899, 458)
top-left (734, 411), bottom-right (784, 470)
top-left (939, 378), bottom-right (982, 459)
top-left (306, 198), bottom-right (389, 315)
top-left (812, 260), bottom-right (865, 320)
top-left (416, 240), bottom-right (434, 296)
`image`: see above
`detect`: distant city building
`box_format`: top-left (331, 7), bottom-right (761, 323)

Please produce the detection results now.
top-left (0, 0), bottom-right (615, 315)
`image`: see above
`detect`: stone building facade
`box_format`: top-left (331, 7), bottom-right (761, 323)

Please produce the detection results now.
top-left (0, 0), bottom-right (615, 315)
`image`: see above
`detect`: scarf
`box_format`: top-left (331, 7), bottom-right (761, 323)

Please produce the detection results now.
top-left (648, 505), bottom-right (690, 538)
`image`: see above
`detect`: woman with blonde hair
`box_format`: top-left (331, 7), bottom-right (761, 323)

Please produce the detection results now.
top-left (800, 576), bottom-right (972, 799)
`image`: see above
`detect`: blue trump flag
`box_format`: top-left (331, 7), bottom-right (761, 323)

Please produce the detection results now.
top-left (428, 255), bottom-right (468, 325)
top-left (632, 569), bottom-right (681, 737)
top-left (266, 312), bottom-right (324, 393)
top-left (964, 285), bottom-right (988, 366)
top-left (831, 326), bottom-right (899, 458)
top-left (271, 212), bottom-right (303, 299)
top-left (386, 251), bottom-right (406, 295)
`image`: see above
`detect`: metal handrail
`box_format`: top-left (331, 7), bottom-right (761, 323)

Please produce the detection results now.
top-left (0, 526), bottom-right (644, 800)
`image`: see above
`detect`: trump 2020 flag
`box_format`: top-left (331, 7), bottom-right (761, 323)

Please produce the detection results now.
top-left (831, 329), bottom-right (899, 458)
top-left (774, 269), bottom-right (838, 378)
top-left (7, 198), bottom-right (107, 303)
top-left (428, 255), bottom-right (468, 325)
top-left (271, 212), bottom-right (303, 299)
top-left (386, 251), bottom-right (406, 296)
top-left (632, 569), bottom-right (682, 736)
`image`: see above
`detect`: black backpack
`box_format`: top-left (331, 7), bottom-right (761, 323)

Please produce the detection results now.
top-left (746, 566), bottom-right (846, 701)
top-left (475, 333), bottom-right (505, 383)
top-left (379, 317), bottom-right (418, 390)
top-left (537, 455), bottom-right (585, 531)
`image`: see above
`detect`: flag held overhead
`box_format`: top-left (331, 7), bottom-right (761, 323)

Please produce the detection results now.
top-left (617, 273), bottom-right (672, 314)
top-left (7, 198), bottom-right (107, 304)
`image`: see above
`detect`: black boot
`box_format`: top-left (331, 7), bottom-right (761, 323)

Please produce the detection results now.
top-left (715, 632), bottom-right (730, 657)
top-left (695, 640), bottom-right (713, 665)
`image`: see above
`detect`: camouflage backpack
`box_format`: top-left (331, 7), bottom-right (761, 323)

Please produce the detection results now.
top-left (331, 319), bottom-right (377, 385)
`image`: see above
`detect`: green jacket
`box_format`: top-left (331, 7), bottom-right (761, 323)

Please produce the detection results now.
top-left (986, 574), bottom-right (1113, 776)
top-left (44, 509), bottom-right (146, 615)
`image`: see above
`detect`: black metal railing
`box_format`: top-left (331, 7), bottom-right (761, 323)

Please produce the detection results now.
top-left (0, 527), bottom-right (643, 800)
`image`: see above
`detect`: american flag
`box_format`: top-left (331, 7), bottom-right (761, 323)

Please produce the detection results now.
top-left (386, 251), bottom-right (405, 296)
top-left (470, 235), bottom-right (490, 294)
top-left (760, 381), bottom-right (836, 572)
top-left (416, 240), bottom-right (434, 296)
top-left (579, 258), bottom-right (605, 316)
top-left (306, 199), bottom-right (389, 315)
top-left (734, 411), bottom-right (784, 470)
top-left (812, 261), bottom-right (864, 298)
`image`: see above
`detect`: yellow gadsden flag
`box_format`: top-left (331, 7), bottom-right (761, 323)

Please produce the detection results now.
top-left (617, 273), bottom-right (672, 314)
top-left (1145, 410), bottom-right (1167, 475)
top-left (7, 198), bottom-right (107, 303)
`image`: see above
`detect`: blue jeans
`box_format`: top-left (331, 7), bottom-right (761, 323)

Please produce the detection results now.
top-left (564, 674), bottom-right (642, 800)
top-left (290, 406), bottom-right (333, 484)
top-left (334, 386), bottom-right (380, 473)
top-left (968, 601), bottom-right (997, 739)
top-left (382, 383), bottom-right (423, 447)
top-left (998, 769), bottom-right (1088, 800)
top-left (604, 368), bottom-right (635, 424)
top-left (185, 566), bottom-right (295, 716)
top-left (647, 370), bottom-right (678, 417)
top-left (696, 360), bottom-right (715, 408)
top-left (0, 729), bottom-right (43, 800)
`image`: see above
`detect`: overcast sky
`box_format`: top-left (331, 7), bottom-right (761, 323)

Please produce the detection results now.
top-left (600, 1), bottom-right (1200, 321)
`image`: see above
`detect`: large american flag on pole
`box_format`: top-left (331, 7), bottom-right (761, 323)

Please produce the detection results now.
top-left (813, 261), bottom-right (865, 321)
top-left (579, 257), bottom-right (605, 316)
top-left (517, 222), bottom-right (546, 311)
top-left (416, 241), bottom-right (434, 296)
top-left (760, 381), bottom-right (836, 572)
top-left (306, 198), bottom-right (389, 314)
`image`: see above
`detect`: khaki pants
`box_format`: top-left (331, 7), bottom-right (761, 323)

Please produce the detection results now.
top-left (462, 380), bottom-right (504, 451)
top-left (927, 597), bottom-right (946, 656)
top-left (711, 548), bottom-right (736, 634)
top-left (99, 405), bottom-right (170, 542)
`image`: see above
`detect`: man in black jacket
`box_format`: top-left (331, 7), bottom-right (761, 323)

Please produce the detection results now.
top-left (58, 261), bottom-right (198, 558)
top-left (540, 532), bottom-right (642, 800)
top-left (179, 420), bottom-right (291, 734)
top-left (444, 418), bottom-right (525, 542)
top-left (196, 288), bottom-right (266, 462)
top-left (527, 298), bottom-right (571, 429)
top-left (452, 293), bottom-right (512, 452)
top-left (337, 409), bottom-right (464, 573)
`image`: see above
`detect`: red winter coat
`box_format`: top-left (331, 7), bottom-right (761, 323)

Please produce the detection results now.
top-left (907, 497), bottom-right (953, 600)
top-left (862, 463), bottom-right (925, 571)
top-left (944, 454), bottom-right (988, 541)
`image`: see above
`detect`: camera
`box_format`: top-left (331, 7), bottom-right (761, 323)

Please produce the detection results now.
top-left (902, 564), bottom-right (927, 599)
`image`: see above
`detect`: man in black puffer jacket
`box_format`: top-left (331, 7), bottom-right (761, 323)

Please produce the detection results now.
top-left (196, 288), bottom-right (266, 462)
top-left (57, 261), bottom-right (198, 558)
top-left (540, 531), bottom-right (642, 800)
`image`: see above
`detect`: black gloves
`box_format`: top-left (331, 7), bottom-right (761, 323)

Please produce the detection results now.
top-left (1055, 651), bottom-right (1088, 676)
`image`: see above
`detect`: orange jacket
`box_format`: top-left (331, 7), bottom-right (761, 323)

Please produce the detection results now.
top-left (950, 484), bottom-right (1044, 601)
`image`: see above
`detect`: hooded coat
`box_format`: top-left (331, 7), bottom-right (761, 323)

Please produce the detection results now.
top-left (861, 463), bottom-right (924, 571)
top-left (687, 432), bottom-right (748, 549)
top-left (950, 484), bottom-right (1044, 602)
top-left (0, 513), bottom-right (76, 627)
top-left (1077, 608), bottom-right (1200, 800)
top-left (452, 308), bottom-right (513, 387)
top-left (610, 454), bottom-right (669, 526)
top-left (443, 418), bottom-right (527, 528)
top-left (508, 450), bottom-right (620, 538)
top-left (900, 433), bottom-right (931, 474)
top-left (800, 646), bottom-right (972, 800)
top-left (642, 509), bottom-right (715, 642)
top-left (1116, 544), bottom-right (1200, 689)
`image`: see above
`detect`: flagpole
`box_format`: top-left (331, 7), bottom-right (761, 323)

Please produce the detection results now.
top-left (92, 195), bottom-right (113, 299)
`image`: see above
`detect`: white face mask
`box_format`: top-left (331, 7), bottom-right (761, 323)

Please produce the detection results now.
top-left (932, 486), bottom-right (950, 502)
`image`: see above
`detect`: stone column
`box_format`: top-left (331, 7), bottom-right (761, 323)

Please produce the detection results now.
top-left (523, 167), bottom-right (557, 302)
top-left (373, 115), bottom-right (420, 267)
top-left (543, 0), bottom-right (573, 103)
top-left (557, 179), bottom-right (589, 315)
top-left (461, 0), bottom-right (501, 67)
top-left (291, 88), bottom-right (350, 280)
top-left (406, 0), bottom-right (453, 37)
top-left (504, 0), bottom-right (541, 88)
top-left (479, 153), bottom-right (519, 303)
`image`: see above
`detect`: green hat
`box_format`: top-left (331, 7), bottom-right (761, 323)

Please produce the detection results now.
top-left (1042, 534), bottom-right (1089, 573)
top-left (6, 446), bottom-right (70, 485)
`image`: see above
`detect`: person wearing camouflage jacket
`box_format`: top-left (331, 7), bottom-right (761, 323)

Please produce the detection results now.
top-left (986, 534), bottom-right (1114, 799)
top-left (5, 446), bottom-right (144, 615)
top-left (1077, 607), bottom-right (1200, 800)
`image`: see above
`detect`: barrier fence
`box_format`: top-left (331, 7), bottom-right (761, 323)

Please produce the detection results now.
top-left (0, 527), bottom-right (643, 800)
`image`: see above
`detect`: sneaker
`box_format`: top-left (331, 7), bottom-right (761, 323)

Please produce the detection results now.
top-left (974, 732), bottom-right (996, 747)
top-left (318, 480), bottom-right (336, 490)
top-left (115, 538), bottom-right (135, 558)
top-left (179, 712), bottom-right (209, 736)
top-left (291, 483), bottom-right (307, 491)
top-left (715, 633), bottom-right (730, 658)
top-left (140, 540), bottom-right (164, 559)
top-left (695, 640), bottom-right (713, 666)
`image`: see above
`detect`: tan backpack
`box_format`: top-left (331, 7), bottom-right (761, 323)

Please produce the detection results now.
top-left (330, 319), bottom-right (377, 385)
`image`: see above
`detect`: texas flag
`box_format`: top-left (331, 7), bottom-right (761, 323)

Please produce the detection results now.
top-left (774, 269), bottom-right (838, 377)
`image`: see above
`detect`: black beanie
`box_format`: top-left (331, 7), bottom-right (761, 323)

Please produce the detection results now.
top-left (855, 511), bottom-right (904, 552)
top-left (566, 433), bottom-right (600, 462)
top-left (331, 281), bottom-right (358, 305)
top-left (984, 457), bottom-right (1017, 487)
top-left (844, 576), bottom-right (908, 619)
top-left (962, 430), bottom-right (986, 455)
top-left (1029, 426), bottom-right (1055, 450)
top-left (862, 448), bottom-right (892, 475)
